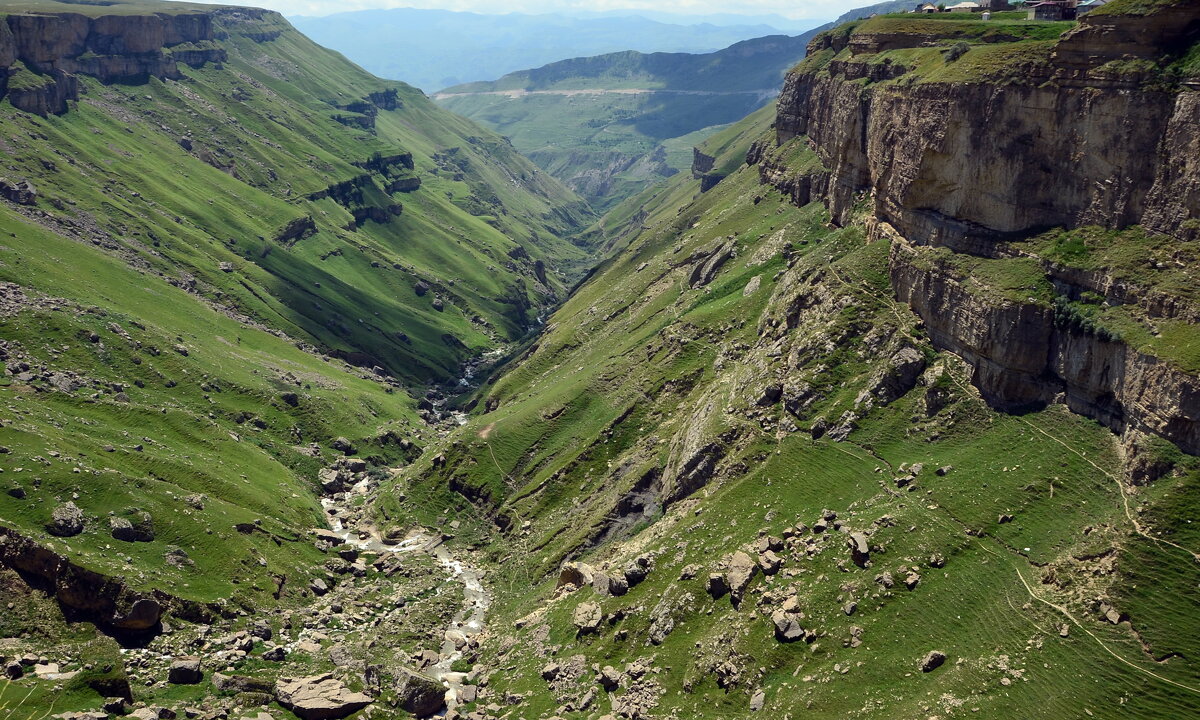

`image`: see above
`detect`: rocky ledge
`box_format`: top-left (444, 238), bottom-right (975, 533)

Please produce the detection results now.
top-left (0, 6), bottom-right (296, 116)
top-left (754, 5), bottom-right (1200, 465)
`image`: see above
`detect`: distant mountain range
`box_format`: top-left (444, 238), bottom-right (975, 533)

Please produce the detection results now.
top-left (433, 32), bottom-right (819, 212)
top-left (289, 8), bottom-right (823, 92)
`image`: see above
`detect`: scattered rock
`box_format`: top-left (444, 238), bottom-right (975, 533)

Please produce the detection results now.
top-left (920, 650), bottom-right (946, 673)
top-left (47, 502), bottom-right (84, 536)
top-left (573, 601), bottom-right (603, 635)
top-left (167, 658), bottom-right (202, 685)
top-left (275, 673), bottom-right (373, 720)
top-left (394, 667), bottom-right (444, 718)
top-left (164, 547), bottom-right (193, 568)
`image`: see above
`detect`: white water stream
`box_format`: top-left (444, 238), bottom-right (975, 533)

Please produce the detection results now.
top-left (318, 479), bottom-right (490, 712)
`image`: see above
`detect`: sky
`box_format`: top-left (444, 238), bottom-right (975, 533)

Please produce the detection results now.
top-left (188, 0), bottom-right (853, 21)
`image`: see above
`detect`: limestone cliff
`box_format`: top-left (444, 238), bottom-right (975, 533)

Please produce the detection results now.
top-left (758, 2), bottom-right (1200, 458)
top-left (0, 6), bottom-right (289, 115)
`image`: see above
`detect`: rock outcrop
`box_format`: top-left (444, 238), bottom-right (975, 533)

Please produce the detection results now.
top-left (0, 9), bottom-right (228, 115)
top-left (760, 5), bottom-right (1200, 458)
top-left (0, 525), bottom-right (221, 638)
top-left (275, 674), bottom-right (372, 720)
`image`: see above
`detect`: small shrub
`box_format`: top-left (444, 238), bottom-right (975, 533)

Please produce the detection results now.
top-left (944, 42), bottom-right (971, 63)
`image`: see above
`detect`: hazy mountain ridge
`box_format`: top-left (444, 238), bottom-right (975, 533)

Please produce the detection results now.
top-left (290, 8), bottom-right (808, 92)
top-left (436, 32), bottom-right (820, 213)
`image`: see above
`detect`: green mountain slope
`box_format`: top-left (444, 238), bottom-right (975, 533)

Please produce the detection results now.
top-left (0, 0), bottom-right (592, 696)
top-left (434, 34), bottom-right (819, 214)
top-left (0, 1), bottom-right (594, 385)
top-left (385, 7), bottom-right (1200, 719)
top-left (1, 2), bottom-right (1199, 720)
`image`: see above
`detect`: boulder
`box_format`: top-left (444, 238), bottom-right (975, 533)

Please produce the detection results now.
top-left (623, 561), bottom-right (649, 587)
top-left (47, 502), bottom-right (84, 536)
top-left (275, 674), bottom-right (373, 720)
top-left (750, 688), bottom-right (765, 712)
top-left (394, 667), bottom-right (444, 718)
top-left (771, 610), bottom-right (804, 643)
top-left (111, 598), bottom-right (162, 631)
top-left (168, 658), bottom-right (202, 685)
top-left (263, 646), bottom-right (287, 662)
top-left (110, 512), bottom-right (154, 542)
top-left (847, 532), bottom-right (870, 567)
top-left (725, 551), bottom-right (758, 603)
top-left (706, 573), bottom-right (729, 599)
top-left (598, 665), bottom-right (621, 691)
top-left (920, 650), bottom-right (946, 673)
top-left (573, 601), bottom-right (603, 635)
top-left (0, 178), bottom-right (36, 205)
top-left (557, 562), bottom-right (593, 591)
top-left (758, 550), bottom-right (782, 575)
top-left (212, 674), bottom-right (274, 695)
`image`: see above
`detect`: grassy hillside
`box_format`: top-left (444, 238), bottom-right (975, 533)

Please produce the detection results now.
top-left (0, 3), bottom-right (594, 384)
top-left (435, 34), bottom-right (818, 214)
top-left (0, 0), bottom-right (591, 664)
top-left (394, 74), bottom-right (1200, 720)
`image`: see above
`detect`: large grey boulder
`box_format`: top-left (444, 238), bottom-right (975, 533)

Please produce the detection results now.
top-left (725, 551), bottom-right (758, 604)
top-left (275, 673), bottom-right (372, 720)
top-left (168, 658), bottom-right (202, 685)
top-left (47, 502), bottom-right (84, 536)
top-left (573, 601), bottom-right (603, 635)
top-left (394, 667), bottom-right (444, 718)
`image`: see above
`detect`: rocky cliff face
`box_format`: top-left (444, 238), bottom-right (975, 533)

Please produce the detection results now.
top-left (760, 4), bottom-right (1200, 458)
top-left (0, 7), bottom-right (272, 115)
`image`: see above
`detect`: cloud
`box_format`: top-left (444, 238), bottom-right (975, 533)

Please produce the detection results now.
top-left (189, 0), bottom-right (853, 20)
